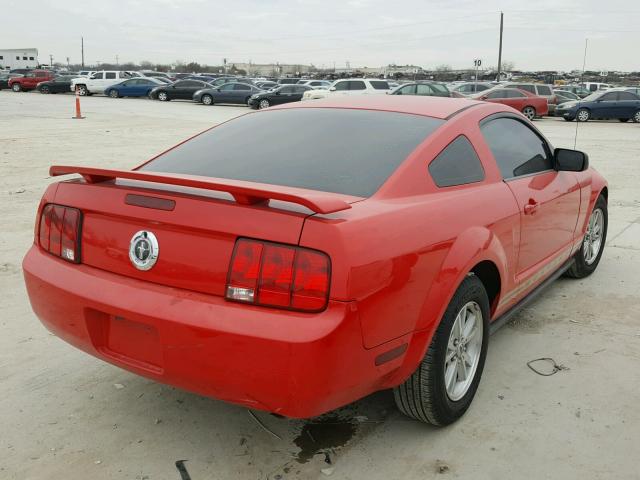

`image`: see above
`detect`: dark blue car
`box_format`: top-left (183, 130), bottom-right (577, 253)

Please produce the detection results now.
top-left (104, 78), bottom-right (163, 98)
top-left (556, 90), bottom-right (640, 122)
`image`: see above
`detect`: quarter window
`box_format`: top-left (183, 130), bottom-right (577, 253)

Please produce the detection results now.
top-left (617, 91), bottom-right (638, 100)
top-left (429, 136), bottom-right (485, 187)
top-left (370, 81), bottom-right (389, 90)
top-left (537, 86), bottom-right (552, 95)
top-left (349, 81), bottom-right (366, 90)
top-left (480, 117), bottom-right (552, 179)
top-left (416, 84), bottom-right (434, 96)
top-left (105, 72), bottom-right (116, 79)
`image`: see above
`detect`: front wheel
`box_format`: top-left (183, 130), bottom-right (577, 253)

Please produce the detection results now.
top-left (565, 194), bottom-right (607, 278)
top-left (108, 89), bottom-right (119, 98)
top-left (576, 108), bottom-right (590, 122)
top-left (258, 99), bottom-right (270, 109)
top-left (77, 85), bottom-right (88, 96)
top-left (201, 94), bottom-right (213, 105)
top-left (40, 85), bottom-right (50, 94)
top-left (522, 106), bottom-right (536, 120)
top-left (394, 275), bottom-right (489, 425)
top-left (633, 110), bottom-right (640, 123)
top-left (157, 91), bottom-right (169, 101)
top-left (12, 83), bottom-right (22, 92)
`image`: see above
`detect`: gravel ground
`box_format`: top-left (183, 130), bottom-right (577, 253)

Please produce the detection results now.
top-left (1, 91), bottom-right (639, 480)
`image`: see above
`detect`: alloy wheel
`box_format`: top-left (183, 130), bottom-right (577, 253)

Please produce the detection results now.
top-left (522, 107), bottom-right (535, 120)
top-left (158, 92), bottom-right (168, 101)
top-left (109, 90), bottom-right (119, 98)
top-left (202, 95), bottom-right (213, 105)
top-left (583, 208), bottom-right (604, 265)
top-left (259, 99), bottom-right (270, 109)
top-left (444, 301), bottom-right (483, 401)
top-left (634, 111), bottom-right (640, 123)
top-left (577, 109), bottom-right (590, 122)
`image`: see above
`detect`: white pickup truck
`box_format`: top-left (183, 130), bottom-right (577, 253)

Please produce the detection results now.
top-left (302, 78), bottom-right (391, 100)
top-left (70, 71), bottom-right (137, 95)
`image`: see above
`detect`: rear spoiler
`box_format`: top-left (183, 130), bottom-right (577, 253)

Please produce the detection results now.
top-left (49, 166), bottom-right (353, 215)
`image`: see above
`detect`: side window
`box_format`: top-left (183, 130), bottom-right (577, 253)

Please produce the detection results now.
top-left (537, 85), bottom-right (552, 95)
top-left (92, 72), bottom-right (104, 79)
top-left (398, 85), bottom-right (416, 95)
top-left (219, 83), bottom-right (235, 91)
top-left (280, 86), bottom-right (294, 93)
top-left (370, 81), bottom-right (389, 90)
top-left (349, 81), bottom-right (366, 90)
top-left (517, 85), bottom-right (536, 94)
top-left (508, 90), bottom-right (526, 98)
top-left (105, 72), bottom-right (116, 79)
top-left (486, 90), bottom-right (506, 99)
top-left (36, 72), bottom-right (46, 77)
top-left (600, 92), bottom-right (616, 101)
top-left (480, 117), bottom-right (552, 179)
top-left (416, 84), bottom-right (434, 96)
top-left (429, 136), bottom-right (485, 187)
top-left (617, 91), bottom-right (637, 101)
top-left (333, 81), bottom-right (349, 91)
top-left (233, 83), bottom-right (250, 91)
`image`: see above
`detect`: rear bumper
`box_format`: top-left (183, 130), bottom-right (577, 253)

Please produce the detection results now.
top-left (23, 246), bottom-right (400, 417)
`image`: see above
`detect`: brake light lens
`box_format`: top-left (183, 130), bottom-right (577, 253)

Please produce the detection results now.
top-left (38, 204), bottom-right (82, 263)
top-left (226, 239), bottom-right (330, 312)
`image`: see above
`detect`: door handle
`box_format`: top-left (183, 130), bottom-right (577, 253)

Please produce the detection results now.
top-left (524, 200), bottom-right (539, 215)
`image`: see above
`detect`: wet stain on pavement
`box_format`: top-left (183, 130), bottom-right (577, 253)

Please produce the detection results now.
top-left (293, 415), bottom-right (358, 463)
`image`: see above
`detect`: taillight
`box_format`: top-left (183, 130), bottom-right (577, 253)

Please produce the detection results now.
top-left (226, 239), bottom-right (330, 312)
top-left (38, 204), bottom-right (82, 263)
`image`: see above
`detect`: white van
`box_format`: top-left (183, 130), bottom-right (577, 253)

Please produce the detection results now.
top-left (582, 82), bottom-right (611, 92)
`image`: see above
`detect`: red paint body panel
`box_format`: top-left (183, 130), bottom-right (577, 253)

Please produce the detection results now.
top-left (23, 97), bottom-right (608, 417)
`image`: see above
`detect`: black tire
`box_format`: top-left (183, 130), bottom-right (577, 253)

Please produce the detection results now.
top-left (40, 85), bottom-right (50, 94)
top-left (633, 110), bottom-right (640, 123)
top-left (12, 83), bottom-right (22, 92)
top-left (394, 275), bottom-right (489, 425)
top-left (618, 118), bottom-right (629, 123)
top-left (108, 89), bottom-right (119, 98)
top-left (565, 194), bottom-right (607, 279)
top-left (77, 85), bottom-right (88, 96)
top-left (576, 108), bottom-right (590, 122)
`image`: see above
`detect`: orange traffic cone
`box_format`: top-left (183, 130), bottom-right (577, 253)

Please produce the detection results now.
top-left (72, 86), bottom-right (85, 119)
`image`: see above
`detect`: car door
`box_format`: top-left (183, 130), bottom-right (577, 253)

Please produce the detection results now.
top-left (274, 85), bottom-right (296, 104)
top-left (173, 80), bottom-right (198, 99)
top-left (480, 116), bottom-right (580, 276)
top-left (590, 91), bottom-right (617, 118)
top-left (232, 83), bottom-right (252, 103)
top-left (214, 83), bottom-right (235, 102)
top-left (615, 91), bottom-right (639, 118)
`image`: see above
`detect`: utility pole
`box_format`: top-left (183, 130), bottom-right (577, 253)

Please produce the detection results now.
top-left (81, 36), bottom-right (85, 68)
top-left (49, 54), bottom-right (53, 68)
top-left (115, 55), bottom-right (119, 66)
top-left (496, 11), bottom-right (504, 81)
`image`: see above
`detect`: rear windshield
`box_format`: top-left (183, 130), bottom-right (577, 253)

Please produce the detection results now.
top-left (141, 108), bottom-right (444, 197)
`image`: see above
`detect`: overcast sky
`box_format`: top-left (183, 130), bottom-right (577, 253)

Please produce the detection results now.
top-left (5, 0), bottom-right (639, 71)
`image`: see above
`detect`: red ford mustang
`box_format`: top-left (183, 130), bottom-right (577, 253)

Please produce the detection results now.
top-left (23, 96), bottom-right (607, 425)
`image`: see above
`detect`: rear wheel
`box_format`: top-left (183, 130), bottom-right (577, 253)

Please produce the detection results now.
top-left (201, 94), bottom-right (213, 105)
top-left (394, 275), bottom-right (489, 425)
top-left (12, 83), bottom-right (21, 92)
top-left (565, 194), bottom-right (607, 278)
top-left (633, 110), bottom-right (640, 123)
top-left (157, 91), bottom-right (169, 101)
top-left (576, 108), bottom-right (590, 122)
top-left (522, 106), bottom-right (536, 120)
top-left (109, 89), bottom-right (119, 98)
top-left (258, 99), bottom-right (270, 109)
top-left (40, 85), bottom-right (50, 94)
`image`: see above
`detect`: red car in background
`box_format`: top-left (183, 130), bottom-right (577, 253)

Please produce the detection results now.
top-left (473, 87), bottom-right (549, 120)
top-left (23, 96), bottom-right (607, 426)
top-left (8, 69), bottom-right (55, 92)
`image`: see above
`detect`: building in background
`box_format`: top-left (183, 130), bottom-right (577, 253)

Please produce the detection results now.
top-left (231, 62), bottom-right (313, 77)
top-left (0, 48), bottom-right (39, 70)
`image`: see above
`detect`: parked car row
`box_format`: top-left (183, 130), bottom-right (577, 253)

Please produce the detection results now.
top-left (4, 70), bottom-right (639, 122)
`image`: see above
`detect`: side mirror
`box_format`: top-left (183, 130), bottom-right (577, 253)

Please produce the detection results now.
top-left (555, 148), bottom-right (588, 172)
top-left (329, 86), bottom-right (336, 91)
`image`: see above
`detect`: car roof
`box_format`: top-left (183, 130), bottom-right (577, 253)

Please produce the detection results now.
top-left (269, 95), bottom-right (484, 119)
